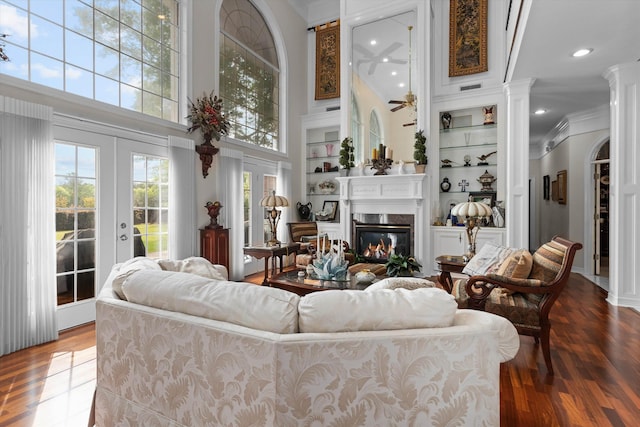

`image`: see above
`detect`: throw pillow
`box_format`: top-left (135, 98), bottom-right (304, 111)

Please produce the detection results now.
top-left (495, 249), bottom-right (533, 295)
top-left (122, 270), bottom-right (301, 334)
top-left (462, 242), bottom-right (513, 276)
top-left (157, 256), bottom-right (228, 281)
top-left (366, 277), bottom-right (436, 291)
top-left (111, 257), bottom-right (162, 300)
top-left (298, 287), bottom-right (457, 333)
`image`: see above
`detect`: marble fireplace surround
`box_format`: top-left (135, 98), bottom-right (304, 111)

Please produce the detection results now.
top-left (336, 174), bottom-right (430, 265)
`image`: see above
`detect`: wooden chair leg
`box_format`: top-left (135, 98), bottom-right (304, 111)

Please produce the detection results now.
top-left (539, 328), bottom-right (554, 375)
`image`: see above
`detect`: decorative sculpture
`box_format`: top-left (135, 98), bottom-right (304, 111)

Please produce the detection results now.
top-left (205, 201), bottom-right (223, 229)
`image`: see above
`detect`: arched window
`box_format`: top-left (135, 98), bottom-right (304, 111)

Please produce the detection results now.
top-left (0, 1), bottom-right (182, 122)
top-left (369, 110), bottom-right (383, 159)
top-left (220, 0), bottom-right (280, 150)
top-left (351, 93), bottom-right (362, 163)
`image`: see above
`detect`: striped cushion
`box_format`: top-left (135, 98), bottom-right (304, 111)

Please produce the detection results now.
top-left (529, 240), bottom-right (567, 284)
top-left (288, 222), bottom-right (318, 243)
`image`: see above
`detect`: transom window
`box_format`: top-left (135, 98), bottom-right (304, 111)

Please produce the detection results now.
top-left (220, 0), bottom-right (280, 150)
top-left (0, 0), bottom-right (181, 122)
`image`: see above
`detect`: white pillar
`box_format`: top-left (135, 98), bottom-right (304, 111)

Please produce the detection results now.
top-left (503, 79), bottom-right (534, 249)
top-left (603, 61), bottom-right (640, 310)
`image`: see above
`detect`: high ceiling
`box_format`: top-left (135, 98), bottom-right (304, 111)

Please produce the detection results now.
top-left (290, 0), bottom-right (640, 147)
top-left (510, 0), bottom-right (640, 147)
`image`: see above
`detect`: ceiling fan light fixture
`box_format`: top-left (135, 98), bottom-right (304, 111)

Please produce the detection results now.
top-left (370, 39), bottom-right (377, 46)
top-left (572, 48), bottom-right (593, 57)
top-left (534, 108), bottom-right (547, 115)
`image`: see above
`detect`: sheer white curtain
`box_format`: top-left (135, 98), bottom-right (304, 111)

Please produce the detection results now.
top-left (277, 161), bottom-right (292, 244)
top-left (0, 96), bottom-right (57, 356)
top-left (168, 136), bottom-right (197, 259)
top-left (218, 147), bottom-right (244, 280)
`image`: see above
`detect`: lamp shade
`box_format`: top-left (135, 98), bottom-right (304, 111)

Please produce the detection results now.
top-left (260, 190), bottom-right (289, 208)
top-left (451, 200), bottom-right (492, 218)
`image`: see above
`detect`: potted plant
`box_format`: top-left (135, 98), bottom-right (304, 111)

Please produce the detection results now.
top-left (338, 137), bottom-right (355, 176)
top-left (385, 253), bottom-right (422, 277)
top-left (413, 129), bottom-right (427, 173)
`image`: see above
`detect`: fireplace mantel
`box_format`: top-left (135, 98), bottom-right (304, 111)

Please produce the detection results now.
top-left (336, 174), bottom-right (430, 265)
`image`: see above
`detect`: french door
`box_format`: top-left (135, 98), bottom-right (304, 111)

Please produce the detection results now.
top-left (243, 160), bottom-right (277, 276)
top-left (54, 125), bottom-right (168, 330)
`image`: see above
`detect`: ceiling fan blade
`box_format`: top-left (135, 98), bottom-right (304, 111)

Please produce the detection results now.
top-left (403, 121), bottom-right (416, 127)
top-left (388, 100), bottom-right (404, 104)
top-left (390, 104), bottom-right (406, 112)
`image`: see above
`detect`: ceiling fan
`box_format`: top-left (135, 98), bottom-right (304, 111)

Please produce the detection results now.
top-left (389, 26), bottom-right (415, 113)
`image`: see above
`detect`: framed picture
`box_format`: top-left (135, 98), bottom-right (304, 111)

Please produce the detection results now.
top-left (449, 0), bottom-right (488, 77)
top-left (469, 191), bottom-right (496, 207)
top-left (543, 175), bottom-right (550, 200)
top-left (551, 180), bottom-right (559, 201)
top-left (557, 170), bottom-right (567, 204)
top-left (322, 200), bottom-right (339, 221)
top-left (314, 21), bottom-right (340, 100)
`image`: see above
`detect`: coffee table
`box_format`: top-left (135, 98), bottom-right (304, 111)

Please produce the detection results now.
top-left (435, 255), bottom-right (467, 293)
top-left (268, 270), bottom-right (380, 296)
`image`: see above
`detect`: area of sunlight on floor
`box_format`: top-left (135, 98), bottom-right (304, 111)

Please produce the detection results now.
top-left (31, 347), bottom-right (96, 427)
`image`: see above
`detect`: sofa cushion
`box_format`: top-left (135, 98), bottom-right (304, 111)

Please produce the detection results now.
top-left (495, 250), bottom-right (533, 295)
top-left (111, 257), bottom-right (162, 300)
top-left (462, 243), bottom-right (513, 276)
top-left (298, 287), bottom-right (457, 333)
top-left (366, 277), bottom-right (436, 291)
top-left (122, 270), bottom-right (300, 334)
top-left (157, 256), bottom-right (228, 280)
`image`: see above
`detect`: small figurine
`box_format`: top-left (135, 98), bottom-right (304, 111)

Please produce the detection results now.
top-left (441, 112), bottom-right (452, 129)
top-left (441, 159), bottom-right (455, 168)
top-left (205, 201), bottom-right (223, 229)
top-left (477, 151), bottom-right (497, 166)
top-left (483, 106), bottom-right (495, 125)
top-left (464, 154), bottom-right (471, 166)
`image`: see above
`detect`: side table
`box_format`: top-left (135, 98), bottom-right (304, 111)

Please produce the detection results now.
top-left (435, 255), bottom-right (467, 293)
top-left (243, 243), bottom-right (301, 286)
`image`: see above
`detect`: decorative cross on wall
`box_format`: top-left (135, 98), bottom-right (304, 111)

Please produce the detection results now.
top-left (459, 179), bottom-right (469, 192)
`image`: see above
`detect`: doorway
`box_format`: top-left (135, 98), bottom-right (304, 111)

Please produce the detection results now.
top-left (593, 141), bottom-right (609, 277)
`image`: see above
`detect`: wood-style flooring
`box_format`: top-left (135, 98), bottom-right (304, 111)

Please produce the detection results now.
top-left (1, 272), bottom-right (638, 426)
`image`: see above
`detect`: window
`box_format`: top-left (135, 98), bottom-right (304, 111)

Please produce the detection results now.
top-left (220, 0), bottom-right (279, 150)
top-left (351, 93), bottom-right (362, 162)
top-left (132, 154), bottom-right (169, 259)
top-left (55, 143), bottom-right (97, 305)
top-left (369, 109), bottom-right (383, 159)
top-left (0, 0), bottom-right (181, 122)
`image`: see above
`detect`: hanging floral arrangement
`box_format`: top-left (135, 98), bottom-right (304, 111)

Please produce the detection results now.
top-left (187, 91), bottom-right (231, 178)
top-left (186, 91), bottom-right (230, 144)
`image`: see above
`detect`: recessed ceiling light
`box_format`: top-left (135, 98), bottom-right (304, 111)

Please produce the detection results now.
top-left (391, 71), bottom-right (397, 76)
top-left (534, 109), bottom-right (547, 115)
top-left (382, 57), bottom-right (388, 63)
top-left (370, 40), bottom-right (377, 46)
top-left (572, 48), bottom-right (593, 57)
top-left (398, 83), bottom-right (405, 88)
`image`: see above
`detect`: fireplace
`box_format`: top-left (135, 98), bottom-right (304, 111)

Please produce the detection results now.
top-left (353, 222), bottom-right (413, 263)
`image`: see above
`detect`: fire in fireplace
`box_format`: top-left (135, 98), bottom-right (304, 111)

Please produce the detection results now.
top-left (353, 223), bottom-right (413, 263)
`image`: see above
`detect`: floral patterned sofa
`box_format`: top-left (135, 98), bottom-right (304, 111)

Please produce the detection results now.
top-left (93, 257), bottom-right (519, 426)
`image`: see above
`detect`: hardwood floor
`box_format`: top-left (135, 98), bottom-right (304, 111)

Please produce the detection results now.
top-left (1, 273), bottom-right (638, 426)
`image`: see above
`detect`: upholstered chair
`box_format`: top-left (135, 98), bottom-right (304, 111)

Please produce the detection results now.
top-left (453, 236), bottom-right (582, 375)
top-left (286, 222), bottom-right (353, 267)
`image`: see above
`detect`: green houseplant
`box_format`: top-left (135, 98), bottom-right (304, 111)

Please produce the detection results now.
top-left (385, 253), bottom-right (422, 277)
top-left (413, 129), bottom-right (427, 173)
top-left (338, 137), bottom-right (355, 175)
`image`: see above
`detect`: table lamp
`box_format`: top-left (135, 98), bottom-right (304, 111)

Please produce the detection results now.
top-left (260, 190), bottom-right (289, 246)
top-left (451, 196), bottom-right (493, 258)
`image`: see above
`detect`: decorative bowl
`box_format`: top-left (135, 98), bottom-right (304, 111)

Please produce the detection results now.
top-left (317, 180), bottom-right (336, 194)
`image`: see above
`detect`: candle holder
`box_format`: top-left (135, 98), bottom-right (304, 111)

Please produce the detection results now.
top-left (371, 158), bottom-right (393, 175)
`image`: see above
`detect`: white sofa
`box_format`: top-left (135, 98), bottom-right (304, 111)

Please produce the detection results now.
top-left (94, 258), bottom-right (519, 426)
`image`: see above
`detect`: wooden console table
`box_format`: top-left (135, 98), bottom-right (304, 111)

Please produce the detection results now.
top-left (243, 243), bottom-right (300, 286)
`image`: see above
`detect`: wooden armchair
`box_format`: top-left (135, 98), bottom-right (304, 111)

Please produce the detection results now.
top-left (454, 236), bottom-right (582, 375)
